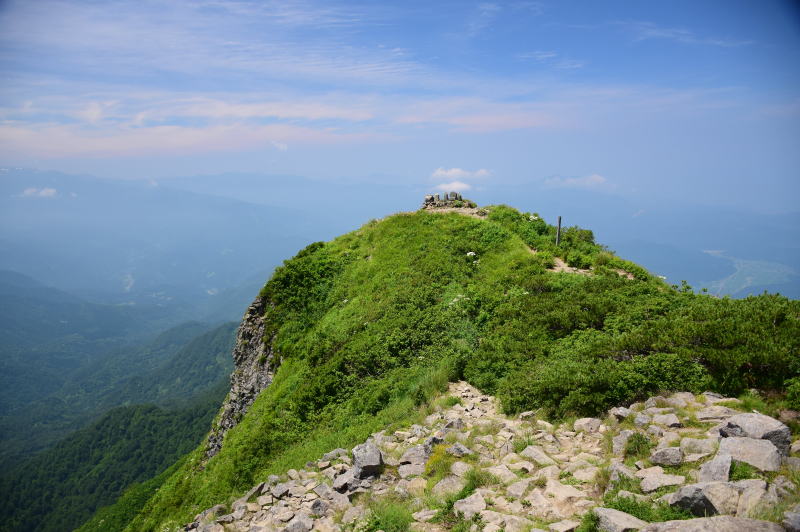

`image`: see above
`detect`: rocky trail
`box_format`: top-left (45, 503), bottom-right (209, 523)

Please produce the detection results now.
top-left (187, 382), bottom-right (800, 532)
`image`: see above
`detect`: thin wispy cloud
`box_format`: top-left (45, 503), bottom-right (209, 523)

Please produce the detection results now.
top-left (624, 21), bottom-right (754, 47)
top-left (20, 187), bottom-right (58, 198)
top-left (544, 174), bottom-right (612, 190)
top-left (517, 50), bottom-right (585, 70)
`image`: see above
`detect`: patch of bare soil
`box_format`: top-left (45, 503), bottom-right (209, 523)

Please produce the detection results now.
top-left (528, 247), bottom-right (634, 279)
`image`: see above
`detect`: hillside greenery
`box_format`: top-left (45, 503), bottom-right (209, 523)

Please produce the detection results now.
top-left (0, 321), bottom-right (237, 532)
top-left (0, 382), bottom-right (228, 532)
top-left (0, 317), bottom-right (236, 464)
top-left (102, 205), bottom-right (798, 531)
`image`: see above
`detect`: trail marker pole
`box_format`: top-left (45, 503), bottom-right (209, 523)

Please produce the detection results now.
top-left (556, 216), bottom-right (562, 246)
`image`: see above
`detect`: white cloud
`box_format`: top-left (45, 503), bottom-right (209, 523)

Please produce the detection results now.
top-left (271, 140), bottom-right (289, 152)
top-left (430, 167), bottom-right (491, 180)
top-left (435, 181), bottom-right (472, 192)
top-left (544, 173), bottom-right (610, 189)
top-left (21, 187), bottom-right (57, 197)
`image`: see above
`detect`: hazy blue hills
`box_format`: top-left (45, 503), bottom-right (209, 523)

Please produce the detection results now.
top-left (0, 269), bottom-right (237, 462)
top-left (0, 169), bottom-right (316, 321)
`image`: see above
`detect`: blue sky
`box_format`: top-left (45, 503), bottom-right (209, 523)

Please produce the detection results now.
top-left (1, 0), bottom-right (798, 211)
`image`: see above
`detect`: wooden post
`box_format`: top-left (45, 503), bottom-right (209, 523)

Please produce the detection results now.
top-left (556, 216), bottom-right (562, 246)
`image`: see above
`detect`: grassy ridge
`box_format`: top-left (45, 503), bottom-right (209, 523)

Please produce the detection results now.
top-left (116, 206), bottom-right (798, 531)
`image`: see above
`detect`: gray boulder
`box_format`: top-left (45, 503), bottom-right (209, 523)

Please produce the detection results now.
top-left (310, 498), bottom-right (329, 516)
top-left (321, 448), bottom-right (349, 462)
top-left (352, 441), bottom-right (383, 478)
top-left (271, 482), bottom-right (291, 498)
top-left (652, 414), bottom-right (682, 428)
top-left (285, 514), bottom-right (314, 532)
top-left (453, 492), bottom-right (486, 520)
top-left (650, 447), bottom-right (682, 466)
top-left (641, 516), bottom-right (784, 531)
top-left (718, 437), bottom-right (781, 471)
top-left (593, 507), bottom-right (647, 532)
top-left (446, 443), bottom-right (473, 457)
top-left (399, 444), bottom-right (428, 465)
top-left (634, 413), bottom-right (651, 427)
top-left (609, 462), bottom-right (636, 483)
top-left (720, 413), bottom-right (791, 455)
top-left (670, 482), bottom-right (740, 516)
top-left (574, 418), bottom-right (602, 433)
top-left (398, 463), bottom-right (425, 478)
top-left (698, 453), bottom-right (731, 482)
top-left (680, 438), bottom-right (717, 455)
top-left (610, 407), bottom-right (633, 420)
top-left (520, 445), bottom-right (556, 465)
top-left (640, 474), bottom-right (685, 493)
top-left (784, 504), bottom-right (800, 532)
top-left (332, 470), bottom-right (357, 492)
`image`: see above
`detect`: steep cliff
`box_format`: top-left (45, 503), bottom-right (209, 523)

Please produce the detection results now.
top-left (206, 296), bottom-right (276, 458)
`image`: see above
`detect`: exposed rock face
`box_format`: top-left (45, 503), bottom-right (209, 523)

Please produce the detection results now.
top-left (206, 296), bottom-right (277, 458)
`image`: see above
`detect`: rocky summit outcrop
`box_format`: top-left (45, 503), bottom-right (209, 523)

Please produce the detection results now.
top-left (188, 383), bottom-right (800, 531)
top-left (206, 296), bottom-right (277, 458)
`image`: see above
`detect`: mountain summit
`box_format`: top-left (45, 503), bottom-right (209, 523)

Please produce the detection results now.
top-left (91, 204), bottom-right (799, 531)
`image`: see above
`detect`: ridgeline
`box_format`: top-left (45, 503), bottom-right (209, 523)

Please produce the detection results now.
top-left (81, 203), bottom-right (799, 531)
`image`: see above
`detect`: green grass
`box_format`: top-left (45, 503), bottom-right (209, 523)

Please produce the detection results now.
top-left (364, 496), bottom-right (414, 532)
top-left (512, 432), bottom-right (536, 453)
top-left (441, 396), bottom-right (463, 408)
top-left (730, 460), bottom-right (761, 481)
top-left (604, 494), bottom-right (693, 522)
top-left (624, 433), bottom-right (653, 461)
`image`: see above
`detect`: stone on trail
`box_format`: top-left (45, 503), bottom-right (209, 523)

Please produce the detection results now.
top-left (652, 414), bottom-right (682, 428)
top-left (574, 418), bottom-right (602, 433)
top-left (680, 437), bottom-right (716, 455)
top-left (650, 447), bottom-right (682, 466)
top-left (485, 464), bottom-right (518, 484)
top-left (351, 441), bottom-right (383, 478)
top-left (432, 474), bottom-right (466, 496)
top-left (506, 478), bottom-right (531, 498)
top-left (720, 413), bottom-right (791, 455)
top-left (641, 515), bottom-right (784, 531)
top-left (520, 445), bottom-right (556, 466)
top-left (453, 492), bottom-right (486, 520)
top-left (698, 453), bottom-right (731, 482)
top-left (670, 481), bottom-right (740, 516)
top-left (446, 442), bottom-right (473, 457)
top-left (412, 509), bottom-right (438, 522)
top-left (548, 519), bottom-right (581, 532)
top-left (399, 444), bottom-right (428, 465)
top-left (640, 474), bottom-right (685, 493)
top-left (784, 503), bottom-right (800, 532)
top-left (398, 463), bottom-right (425, 478)
top-left (718, 437), bottom-right (782, 472)
top-left (593, 507), bottom-right (648, 532)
